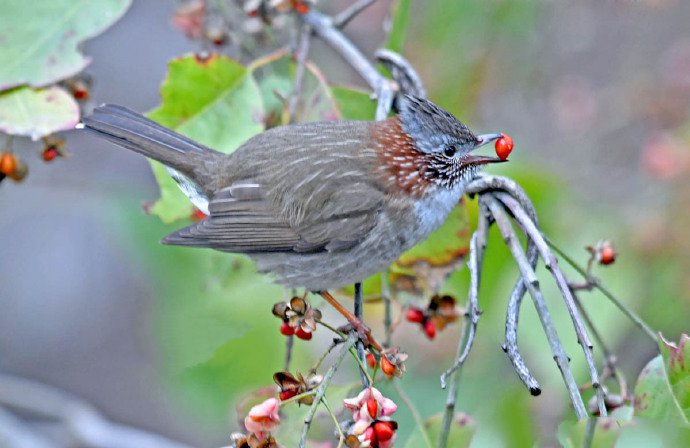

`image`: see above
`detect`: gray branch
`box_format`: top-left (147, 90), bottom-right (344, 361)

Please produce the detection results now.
top-left (483, 195), bottom-right (588, 419)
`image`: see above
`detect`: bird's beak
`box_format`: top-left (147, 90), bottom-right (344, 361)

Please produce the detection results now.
top-left (463, 133), bottom-right (505, 165)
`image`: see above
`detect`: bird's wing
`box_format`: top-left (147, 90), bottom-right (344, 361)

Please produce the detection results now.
top-left (161, 177), bottom-right (384, 253)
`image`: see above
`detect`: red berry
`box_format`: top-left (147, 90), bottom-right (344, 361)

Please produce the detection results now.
top-left (248, 8), bottom-right (258, 17)
top-left (373, 421), bottom-right (395, 442)
top-left (366, 352), bottom-right (377, 368)
top-left (366, 398), bottom-right (378, 419)
top-left (495, 133), bottom-right (514, 160)
top-left (293, 1), bottom-right (310, 14)
top-left (405, 307), bottom-right (425, 324)
top-left (73, 87), bottom-right (89, 100)
top-left (279, 390), bottom-right (298, 401)
top-left (280, 322), bottom-right (295, 336)
top-left (0, 152), bottom-right (16, 175)
top-left (380, 356), bottom-right (395, 377)
top-left (42, 147), bottom-right (59, 162)
top-left (599, 246), bottom-right (616, 265)
top-left (295, 327), bottom-right (312, 340)
top-left (423, 320), bottom-right (436, 339)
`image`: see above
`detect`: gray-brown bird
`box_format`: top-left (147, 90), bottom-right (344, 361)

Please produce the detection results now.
top-left (82, 96), bottom-right (505, 340)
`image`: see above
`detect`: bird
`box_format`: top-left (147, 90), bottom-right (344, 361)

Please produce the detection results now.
top-left (82, 95), bottom-right (506, 345)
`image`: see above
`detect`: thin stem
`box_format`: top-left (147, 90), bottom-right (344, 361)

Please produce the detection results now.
top-left (312, 339), bottom-right (342, 372)
top-left (545, 236), bottom-right (657, 342)
top-left (382, 270), bottom-right (392, 348)
top-left (333, 0), bottom-right (377, 29)
top-left (354, 282), bottom-right (370, 387)
top-left (284, 335), bottom-right (294, 371)
top-left (280, 390), bottom-right (317, 406)
top-left (393, 380), bottom-right (433, 448)
top-left (299, 333), bottom-right (357, 448)
top-left (321, 397), bottom-right (345, 448)
top-left (484, 195), bottom-right (588, 419)
top-left (348, 348), bottom-right (374, 386)
top-left (317, 319), bottom-right (346, 338)
top-left (288, 23), bottom-right (312, 124)
top-left (496, 193), bottom-right (606, 416)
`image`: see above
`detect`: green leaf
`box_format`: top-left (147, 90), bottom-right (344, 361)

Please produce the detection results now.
top-left (0, 0), bottom-right (131, 90)
top-left (405, 413), bottom-right (475, 448)
top-left (386, 0), bottom-right (412, 53)
top-left (250, 49), bottom-right (340, 127)
top-left (0, 85), bottom-right (79, 139)
top-left (557, 411), bottom-right (634, 448)
top-left (634, 334), bottom-right (690, 425)
top-left (331, 86), bottom-right (377, 120)
top-left (146, 54), bottom-right (265, 223)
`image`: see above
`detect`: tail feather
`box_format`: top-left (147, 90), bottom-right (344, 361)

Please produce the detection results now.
top-left (81, 104), bottom-right (218, 183)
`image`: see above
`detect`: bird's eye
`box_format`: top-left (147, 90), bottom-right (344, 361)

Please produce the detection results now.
top-left (443, 145), bottom-right (457, 158)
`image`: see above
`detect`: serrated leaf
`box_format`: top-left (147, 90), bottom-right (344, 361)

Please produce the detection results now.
top-left (146, 54), bottom-right (265, 223)
top-left (250, 49), bottom-right (340, 127)
top-left (331, 86), bottom-right (377, 121)
top-left (634, 334), bottom-right (690, 425)
top-left (0, 0), bottom-right (131, 90)
top-left (386, 0), bottom-right (412, 53)
top-left (405, 412), bottom-right (475, 448)
top-left (0, 85), bottom-right (79, 139)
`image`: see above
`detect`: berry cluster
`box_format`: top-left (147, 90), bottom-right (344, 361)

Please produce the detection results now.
top-left (272, 296), bottom-right (321, 341)
top-left (405, 294), bottom-right (461, 340)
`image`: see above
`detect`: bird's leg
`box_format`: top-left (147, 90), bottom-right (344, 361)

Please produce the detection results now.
top-left (318, 290), bottom-right (383, 352)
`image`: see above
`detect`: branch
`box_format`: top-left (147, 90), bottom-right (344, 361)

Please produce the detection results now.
top-left (333, 0), bottom-right (377, 29)
top-left (299, 332), bottom-right (358, 448)
top-left (495, 192), bottom-right (606, 416)
top-left (545, 237), bottom-right (657, 342)
top-left (483, 195), bottom-right (588, 419)
top-left (287, 23), bottom-right (312, 124)
top-left (300, 10), bottom-right (396, 119)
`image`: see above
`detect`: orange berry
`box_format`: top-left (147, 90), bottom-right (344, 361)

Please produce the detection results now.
top-left (380, 356), bottom-right (395, 377)
top-left (366, 352), bottom-right (377, 368)
top-left (495, 133), bottom-right (514, 160)
top-left (599, 246), bottom-right (616, 265)
top-left (0, 152), bottom-right (17, 175)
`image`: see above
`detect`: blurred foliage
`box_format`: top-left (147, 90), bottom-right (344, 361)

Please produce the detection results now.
top-left (0, 0), bottom-right (130, 141)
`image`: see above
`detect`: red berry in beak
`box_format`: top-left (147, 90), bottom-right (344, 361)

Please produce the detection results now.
top-left (405, 307), bottom-right (425, 324)
top-left (295, 327), bottom-right (312, 340)
top-left (495, 133), bottom-right (514, 160)
top-left (423, 320), bottom-right (436, 339)
top-left (280, 322), bottom-right (295, 336)
top-left (373, 421), bottom-right (395, 442)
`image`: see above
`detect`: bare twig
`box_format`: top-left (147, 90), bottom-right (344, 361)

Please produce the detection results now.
top-left (300, 332), bottom-right (358, 448)
top-left (300, 10), bottom-right (396, 119)
top-left (287, 23), bottom-right (312, 124)
top-left (496, 192), bottom-right (606, 416)
top-left (545, 237), bottom-right (657, 342)
top-left (375, 49), bottom-right (427, 98)
top-left (393, 380), bottom-right (433, 448)
top-left (382, 269), bottom-right (393, 348)
top-left (353, 282), bottom-right (370, 387)
top-left (333, 0), bottom-right (377, 29)
top-left (483, 195), bottom-right (588, 419)
top-left (437, 228), bottom-right (485, 448)
top-left (284, 334), bottom-right (295, 371)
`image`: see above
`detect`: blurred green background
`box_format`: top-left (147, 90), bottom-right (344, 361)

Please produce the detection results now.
top-left (1, 0), bottom-right (689, 446)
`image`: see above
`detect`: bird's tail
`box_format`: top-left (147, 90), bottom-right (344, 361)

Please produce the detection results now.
top-left (81, 104), bottom-right (220, 187)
